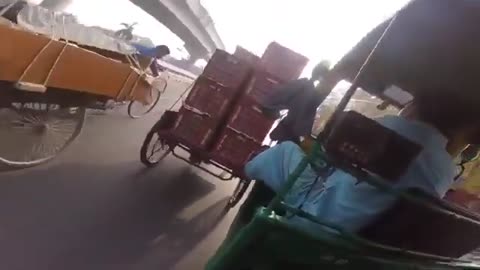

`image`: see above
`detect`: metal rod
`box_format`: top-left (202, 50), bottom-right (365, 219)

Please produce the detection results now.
top-left (168, 82), bottom-right (194, 111)
top-left (322, 14), bottom-right (399, 140)
top-left (171, 145), bottom-right (236, 181)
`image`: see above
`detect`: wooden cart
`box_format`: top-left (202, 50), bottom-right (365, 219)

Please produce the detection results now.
top-left (0, 22), bottom-right (160, 171)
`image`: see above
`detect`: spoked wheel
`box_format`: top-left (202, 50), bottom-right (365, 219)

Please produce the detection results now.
top-left (0, 103), bottom-right (86, 171)
top-left (140, 128), bottom-right (171, 167)
top-left (226, 178), bottom-right (252, 210)
top-left (140, 110), bottom-right (178, 167)
top-left (128, 77), bottom-right (167, 119)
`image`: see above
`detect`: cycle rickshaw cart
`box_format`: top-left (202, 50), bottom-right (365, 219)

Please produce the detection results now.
top-left (139, 44), bottom-right (298, 210)
top-left (0, 3), bottom-right (166, 170)
top-left (140, 106), bottom-right (263, 210)
top-left (206, 0), bottom-right (480, 269)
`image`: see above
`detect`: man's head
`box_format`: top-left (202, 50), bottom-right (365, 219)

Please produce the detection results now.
top-left (311, 61), bottom-right (331, 82)
top-left (402, 90), bottom-right (480, 155)
top-left (154, 45), bottom-right (170, 59)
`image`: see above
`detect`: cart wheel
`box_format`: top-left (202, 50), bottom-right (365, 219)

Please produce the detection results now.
top-left (0, 103), bottom-right (86, 171)
top-left (226, 179), bottom-right (252, 210)
top-left (128, 90), bottom-right (161, 119)
top-left (128, 77), bottom-right (167, 119)
top-left (140, 127), bottom-right (171, 167)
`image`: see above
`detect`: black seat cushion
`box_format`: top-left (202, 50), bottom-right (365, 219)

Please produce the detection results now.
top-left (359, 188), bottom-right (480, 258)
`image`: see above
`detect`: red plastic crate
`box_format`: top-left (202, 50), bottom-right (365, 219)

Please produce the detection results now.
top-left (203, 49), bottom-right (252, 89)
top-left (184, 76), bottom-right (237, 119)
top-left (171, 107), bottom-right (219, 150)
top-left (212, 127), bottom-right (263, 170)
top-left (261, 42), bottom-right (309, 81)
top-left (234, 46), bottom-right (261, 67)
top-left (243, 70), bottom-right (283, 104)
top-left (227, 98), bottom-right (276, 143)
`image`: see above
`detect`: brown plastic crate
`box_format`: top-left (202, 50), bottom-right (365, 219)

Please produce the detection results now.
top-left (243, 70), bottom-right (283, 104)
top-left (261, 42), bottom-right (309, 81)
top-left (171, 107), bottom-right (219, 150)
top-left (227, 98), bottom-right (276, 143)
top-left (203, 49), bottom-right (252, 89)
top-left (234, 46), bottom-right (261, 67)
top-left (212, 127), bottom-right (263, 170)
top-left (184, 76), bottom-right (237, 120)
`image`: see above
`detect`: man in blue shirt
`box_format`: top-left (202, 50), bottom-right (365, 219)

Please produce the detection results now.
top-left (262, 61), bottom-right (331, 144)
top-left (132, 44), bottom-right (170, 77)
top-left (229, 90), bottom-right (480, 236)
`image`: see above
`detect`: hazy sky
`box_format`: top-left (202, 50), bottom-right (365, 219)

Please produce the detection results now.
top-left (65, 0), bottom-right (410, 67)
top-left (202, 0), bottom-right (409, 73)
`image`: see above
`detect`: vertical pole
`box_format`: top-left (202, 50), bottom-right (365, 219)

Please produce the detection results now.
top-left (321, 15), bottom-right (399, 141)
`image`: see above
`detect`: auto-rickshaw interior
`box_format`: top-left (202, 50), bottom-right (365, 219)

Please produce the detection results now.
top-left (206, 0), bottom-right (480, 269)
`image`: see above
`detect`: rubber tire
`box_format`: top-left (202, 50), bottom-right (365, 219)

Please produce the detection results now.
top-left (225, 179), bottom-right (252, 211)
top-left (127, 90), bottom-right (162, 119)
top-left (0, 107), bottom-right (86, 172)
top-left (140, 125), bottom-right (170, 167)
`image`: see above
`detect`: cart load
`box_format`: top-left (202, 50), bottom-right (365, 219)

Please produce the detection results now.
top-left (141, 43), bottom-right (309, 209)
top-left (1, 1), bottom-right (154, 55)
top-left (13, 2), bottom-right (158, 74)
top-left (0, 23), bottom-right (153, 104)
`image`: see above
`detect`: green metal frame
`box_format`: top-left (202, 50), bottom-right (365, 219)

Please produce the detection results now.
top-left (206, 142), bottom-right (480, 270)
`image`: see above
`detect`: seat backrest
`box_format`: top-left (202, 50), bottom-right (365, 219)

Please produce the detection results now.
top-left (359, 188), bottom-right (480, 258)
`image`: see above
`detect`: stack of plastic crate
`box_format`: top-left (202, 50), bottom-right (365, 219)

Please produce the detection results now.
top-left (226, 69), bottom-right (283, 142)
top-left (234, 46), bottom-right (261, 67)
top-left (171, 50), bottom-right (251, 151)
top-left (261, 42), bottom-right (309, 82)
top-left (212, 54), bottom-right (283, 169)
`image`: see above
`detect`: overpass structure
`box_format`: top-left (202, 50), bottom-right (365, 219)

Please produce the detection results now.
top-left (129, 0), bottom-right (224, 62)
top-left (37, 0), bottom-right (73, 11)
top-left (38, 0), bottom-right (225, 62)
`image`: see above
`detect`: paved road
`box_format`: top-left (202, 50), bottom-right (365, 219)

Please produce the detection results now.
top-left (0, 75), bottom-right (241, 270)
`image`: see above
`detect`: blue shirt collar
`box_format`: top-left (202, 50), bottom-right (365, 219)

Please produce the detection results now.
top-left (379, 115), bottom-right (449, 150)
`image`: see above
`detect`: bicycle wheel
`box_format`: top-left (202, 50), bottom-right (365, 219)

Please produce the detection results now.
top-left (140, 110), bottom-right (178, 167)
top-left (128, 90), bottom-right (161, 119)
top-left (226, 178), bottom-right (252, 210)
top-left (0, 103), bottom-right (86, 171)
top-left (140, 128), bottom-right (171, 167)
top-left (128, 77), bottom-right (167, 119)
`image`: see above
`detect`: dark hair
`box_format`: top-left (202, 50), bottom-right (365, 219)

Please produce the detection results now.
top-left (156, 45), bottom-right (170, 56)
top-left (414, 90), bottom-right (480, 143)
top-left (311, 61), bottom-right (330, 80)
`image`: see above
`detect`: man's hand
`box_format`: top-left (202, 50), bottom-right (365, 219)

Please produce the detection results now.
top-left (299, 136), bottom-right (316, 155)
top-left (150, 61), bottom-right (160, 77)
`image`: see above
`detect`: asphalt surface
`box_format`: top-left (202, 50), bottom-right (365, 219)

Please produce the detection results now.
top-left (0, 76), bottom-right (241, 270)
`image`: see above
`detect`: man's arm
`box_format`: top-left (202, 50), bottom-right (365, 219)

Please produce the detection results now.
top-left (149, 61), bottom-right (160, 77)
top-left (261, 79), bottom-right (308, 110)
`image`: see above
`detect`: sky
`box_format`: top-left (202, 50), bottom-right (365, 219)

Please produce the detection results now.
top-left (63, 0), bottom-right (410, 68)
top-left (202, 0), bottom-right (410, 73)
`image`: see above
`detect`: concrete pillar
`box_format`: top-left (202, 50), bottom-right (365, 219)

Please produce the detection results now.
top-left (39, 0), bottom-right (73, 11)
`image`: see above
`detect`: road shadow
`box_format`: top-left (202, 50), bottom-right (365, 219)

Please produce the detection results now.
top-left (0, 161), bottom-right (219, 270)
top-left (129, 197), bottom-right (229, 270)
